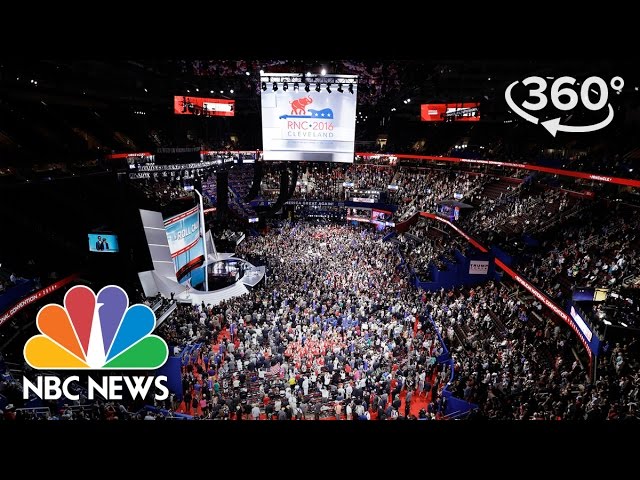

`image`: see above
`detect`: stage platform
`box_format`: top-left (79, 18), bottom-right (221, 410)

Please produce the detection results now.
top-left (174, 256), bottom-right (265, 306)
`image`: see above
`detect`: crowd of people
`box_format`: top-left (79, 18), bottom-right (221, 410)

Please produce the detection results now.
top-left (460, 185), bottom-right (579, 238)
top-left (2, 216), bottom-right (639, 421)
top-left (3, 147), bottom-right (640, 421)
top-left (152, 223), bottom-right (449, 420)
top-left (392, 168), bottom-right (479, 221)
top-left (427, 281), bottom-right (640, 420)
top-left (260, 163), bottom-right (397, 203)
top-left (398, 219), bottom-right (471, 282)
top-left (518, 205), bottom-right (640, 335)
top-left (134, 177), bottom-right (192, 207)
top-left (146, 220), bottom-right (640, 421)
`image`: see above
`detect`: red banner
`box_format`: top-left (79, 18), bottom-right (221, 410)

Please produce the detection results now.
top-left (420, 103), bottom-right (480, 122)
top-left (0, 274), bottom-right (79, 328)
top-left (174, 96), bottom-right (234, 116)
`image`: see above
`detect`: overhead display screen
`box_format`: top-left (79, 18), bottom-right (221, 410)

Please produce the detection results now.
top-left (261, 74), bottom-right (358, 163)
top-left (420, 102), bottom-right (480, 122)
top-left (174, 96), bottom-right (235, 116)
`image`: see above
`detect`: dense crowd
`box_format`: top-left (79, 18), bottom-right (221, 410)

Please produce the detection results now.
top-left (2, 219), bottom-right (639, 421)
top-left (461, 185), bottom-right (579, 238)
top-left (393, 169), bottom-right (479, 221)
top-left (147, 221), bottom-right (640, 421)
top-left (427, 282), bottom-right (640, 420)
top-left (398, 219), bottom-right (471, 281)
top-left (154, 223), bottom-right (448, 420)
top-left (518, 205), bottom-right (640, 334)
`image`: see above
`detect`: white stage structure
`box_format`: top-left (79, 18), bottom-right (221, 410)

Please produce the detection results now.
top-left (137, 191), bottom-right (264, 307)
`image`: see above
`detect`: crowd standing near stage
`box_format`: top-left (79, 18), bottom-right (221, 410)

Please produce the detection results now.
top-left (156, 223), bottom-right (450, 420)
top-left (143, 221), bottom-right (639, 421)
top-left (3, 166), bottom-right (640, 421)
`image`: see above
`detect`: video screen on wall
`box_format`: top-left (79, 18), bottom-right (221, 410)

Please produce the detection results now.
top-left (88, 233), bottom-right (119, 253)
top-left (346, 207), bottom-right (372, 222)
top-left (371, 209), bottom-right (392, 224)
top-left (420, 102), bottom-right (480, 122)
top-left (173, 96), bottom-right (235, 116)
top-left (260, 74), bottom-right (358, 163)
top-left (163, 207), bottom-right (205, 285)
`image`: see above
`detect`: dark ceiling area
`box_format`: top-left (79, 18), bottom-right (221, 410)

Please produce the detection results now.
top-left (0, 59), bottom-right (639, 171)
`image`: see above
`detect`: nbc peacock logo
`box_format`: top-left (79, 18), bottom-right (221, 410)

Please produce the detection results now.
top-left (24, 285), bottom-right (168, 370)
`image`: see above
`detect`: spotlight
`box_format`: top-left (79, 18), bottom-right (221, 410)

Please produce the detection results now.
top-left (245, 71), bottom-right (251, 76)
top-left (283, 82), bottom-right (288, 91)
top-left (337, 84), bottom-right (343, 93)
top-left (348, 84), bottom-right (354, 94)
top-left (326, 83), bottom-right (332, 93)
top-left (321, 68), bottom-right (326, 76)
top-left (260, 69), bottom-right (264, 74)
top-left (294, 82), bottom-right (299, 91)
top-left (305, 83), bottom-right (310, 92)
top-left (195, 88), bottom-right (199, 92)
top-left (306, 71), bottom-right (311, 77)
top-left (230, 89), bottom-right (234, 94)
top-left (262, 82), bottom-right (267, 91)
top-left (273, 82), bottom-right (278, 91)
top-left (315, 83), bottom-right (321, 92)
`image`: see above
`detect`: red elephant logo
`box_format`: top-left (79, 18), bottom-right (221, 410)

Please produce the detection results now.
top-left (290, 96), bottom-right (313, 115)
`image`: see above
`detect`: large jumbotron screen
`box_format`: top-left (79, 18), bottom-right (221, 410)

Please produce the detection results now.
top-left (163, 207), bottom-right (205, 286)
top-left (260, 74), bottom-right (358, 163)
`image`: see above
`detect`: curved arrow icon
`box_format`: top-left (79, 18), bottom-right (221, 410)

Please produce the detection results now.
top-left (504, 80), bottom-right (539, 125)
top-left (541, 103), bottom-right (615, 137)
